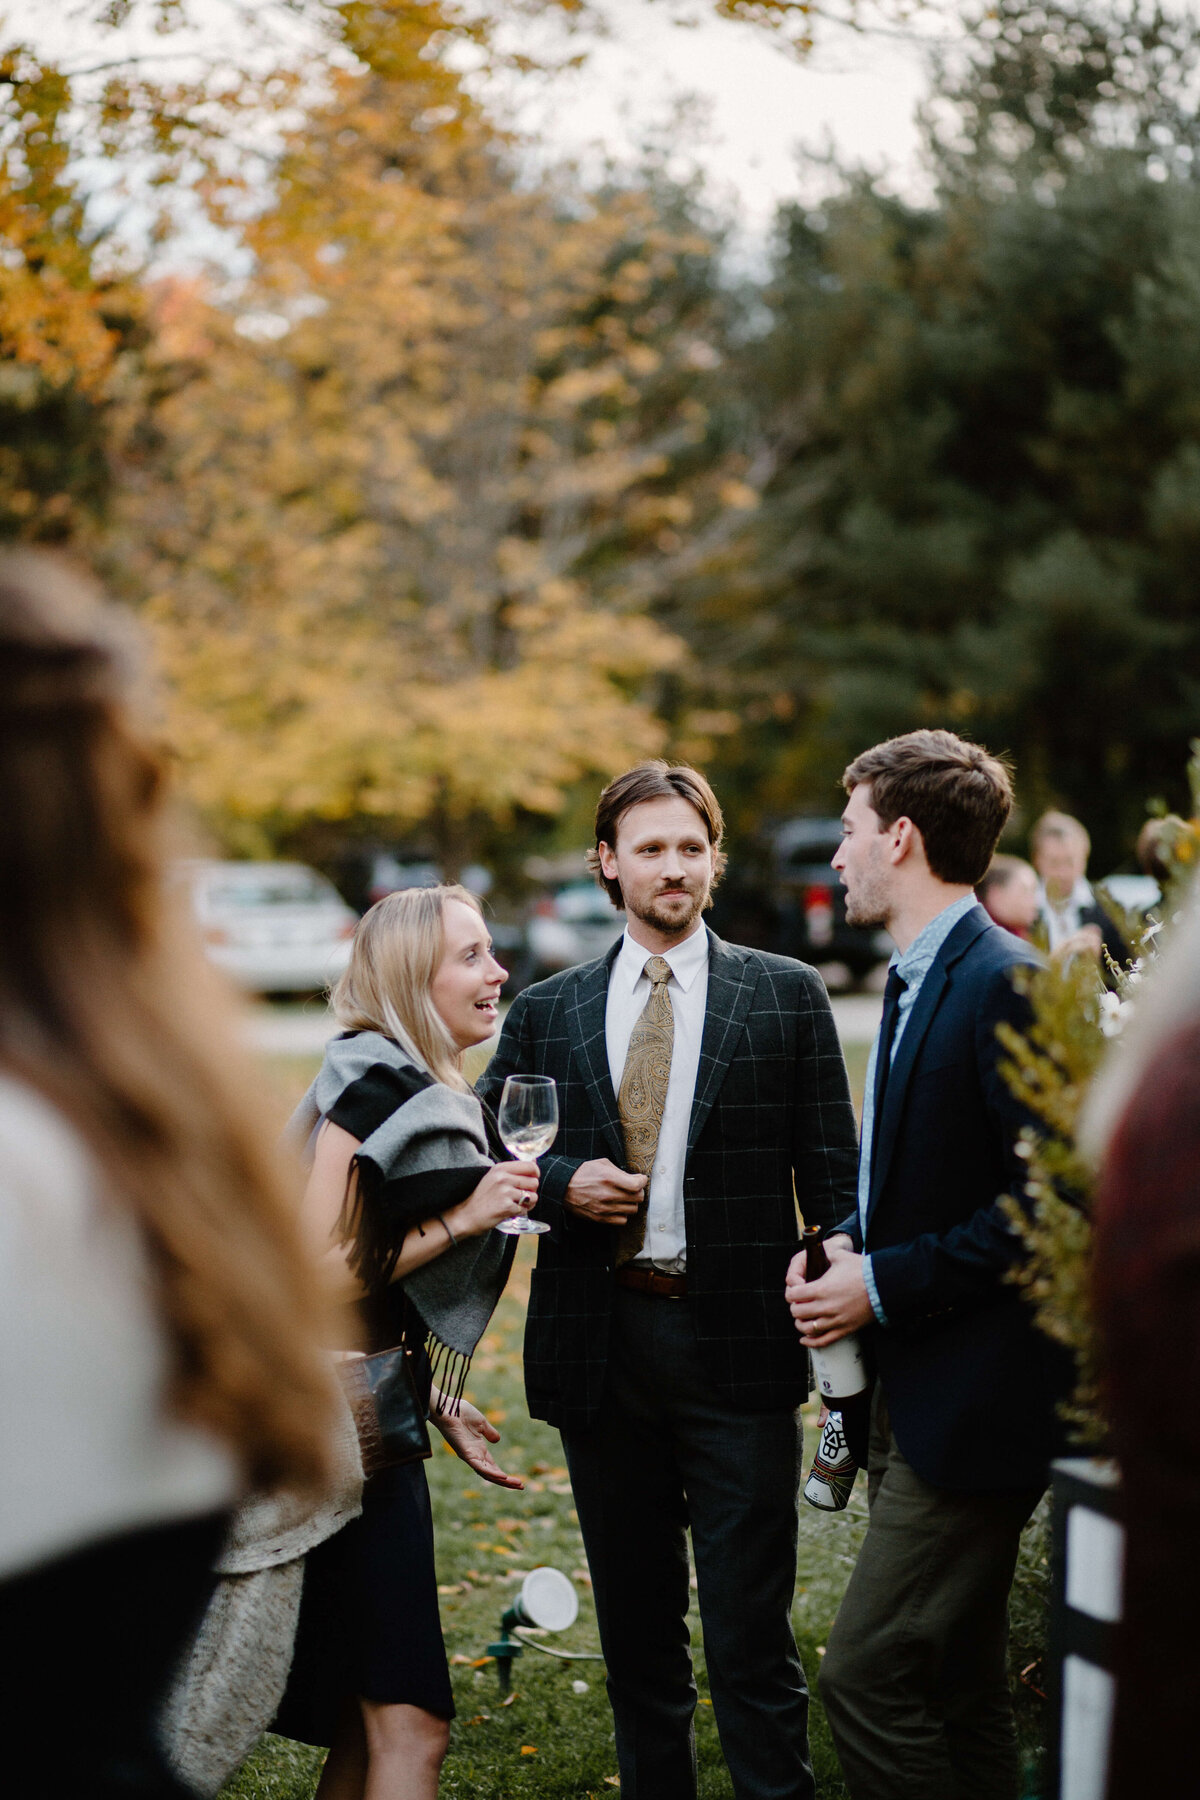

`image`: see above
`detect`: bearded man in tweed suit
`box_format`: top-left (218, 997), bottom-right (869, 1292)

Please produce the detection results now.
top-left (479, 763), bottom-right (858, 1800)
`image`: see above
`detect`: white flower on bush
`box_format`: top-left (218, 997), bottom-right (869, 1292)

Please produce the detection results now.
top-left (1099, 990), bottom-right (1128, 1038)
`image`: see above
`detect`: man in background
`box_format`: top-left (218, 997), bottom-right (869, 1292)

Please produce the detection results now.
top-left (1030, 809), bottom-right (1125, 966)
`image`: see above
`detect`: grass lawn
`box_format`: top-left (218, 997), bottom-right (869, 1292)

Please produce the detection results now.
top-left (224, 1040), bottom-right (1050, 1800)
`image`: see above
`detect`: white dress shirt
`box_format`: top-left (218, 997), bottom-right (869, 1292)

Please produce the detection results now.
top-left (605, 920), bottom-right (710, 1272)
top-left (1037, 877), bottom-right (1096, 952)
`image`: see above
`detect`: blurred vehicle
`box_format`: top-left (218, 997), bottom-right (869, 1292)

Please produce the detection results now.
top-left (1097, 873), bottom-right (1161, 917)
top-left (183, 860), bottom-right (358, 995)
top-left (366, 855), bottom-right (441, 907)
top-left (769, 818), bottom-right (891, 981)
top-left (527, 880), bottom-right (624, 979)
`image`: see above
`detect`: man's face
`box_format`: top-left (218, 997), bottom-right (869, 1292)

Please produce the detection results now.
top-left (1035, 836), bottom-right (1086, 902)
top-left (832, 782), bottom-right (894, 929)
top-left (598, 796), bottom-right (717, 939)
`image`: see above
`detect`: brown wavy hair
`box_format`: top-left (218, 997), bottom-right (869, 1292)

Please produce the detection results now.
top-left (0, 552), bottom-right (335, 1491)
top-left (588, 760), bottom-right (728, 911)
top-left (842, 729), bottom-right (1013, 887)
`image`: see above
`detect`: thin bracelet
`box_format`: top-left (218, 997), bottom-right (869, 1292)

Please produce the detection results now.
top-left (438, 1212), bottom-right (458, 1248)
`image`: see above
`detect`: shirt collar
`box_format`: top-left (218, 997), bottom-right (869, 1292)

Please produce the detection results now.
top-left (1038, 877), bottom-right (1093, 915)
top-left (616, 920), bottom-right (710, 995)
top-left (892, 892), bottom-right (978, 984)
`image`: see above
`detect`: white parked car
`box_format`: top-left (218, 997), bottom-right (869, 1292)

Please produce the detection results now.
top-left (183, 860), bottom-right (358, 994)
top-left (526, 880), bottom-right (624, 978)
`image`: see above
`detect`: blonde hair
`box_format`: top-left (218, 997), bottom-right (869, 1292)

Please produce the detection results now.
top-left (330, 885), bottom-right (485, 1090)
top-left (0, 551), bottom-right (335, 1492)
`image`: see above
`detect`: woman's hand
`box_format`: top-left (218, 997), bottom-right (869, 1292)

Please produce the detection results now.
top-left (449, 1161), bottom-right (539, 1237)
top-left (431, 1396), bottom-right (525, 1489)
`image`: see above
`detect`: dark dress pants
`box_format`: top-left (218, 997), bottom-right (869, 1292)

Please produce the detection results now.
top-left (819, 1387), bottom-right (1043, 1800)
top-left (560, 1286), bottom-right (813, 1800)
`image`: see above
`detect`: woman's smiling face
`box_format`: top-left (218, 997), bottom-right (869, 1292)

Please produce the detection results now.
top-left (429, 898), bottom-right (507, 1051)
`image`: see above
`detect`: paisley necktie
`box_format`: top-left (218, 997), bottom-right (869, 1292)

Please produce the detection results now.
top-left (615, 954), bottom-right (674, 1266)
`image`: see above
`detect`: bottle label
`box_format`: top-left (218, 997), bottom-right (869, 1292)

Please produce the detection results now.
top-left (811, 1334), bottom-right (868, 1402)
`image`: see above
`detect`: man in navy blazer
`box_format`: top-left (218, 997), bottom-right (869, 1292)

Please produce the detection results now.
top-left (786, 729), bottom-right (1071, 1800)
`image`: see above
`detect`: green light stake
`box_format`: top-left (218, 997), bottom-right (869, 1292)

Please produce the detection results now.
top-left (483, 1567), bottom-right (581, 1694)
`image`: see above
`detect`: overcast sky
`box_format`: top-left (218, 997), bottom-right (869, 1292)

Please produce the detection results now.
top-left (22, 0), bottom-right (941, 257)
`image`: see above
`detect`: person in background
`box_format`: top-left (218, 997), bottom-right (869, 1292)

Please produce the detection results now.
top-left (1030, 810), bottom-right (1125, 966)
top-left (976, 854), bottom-right (1039, 939)
top-left (276, 885), bottom-right (533, 1800)
top-left (0, 553), bottom-right (336, 1794)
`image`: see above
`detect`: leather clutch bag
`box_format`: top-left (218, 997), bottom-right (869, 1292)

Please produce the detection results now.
top-left (338, 1344), bottom-right (432, 1476)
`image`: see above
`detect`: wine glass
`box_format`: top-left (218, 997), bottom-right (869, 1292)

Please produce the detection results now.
top-left (495, 1074), bottom-right (558, 1236)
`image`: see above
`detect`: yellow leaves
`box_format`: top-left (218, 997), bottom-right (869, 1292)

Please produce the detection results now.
top-left (718, 478), bottom-right (760, 511)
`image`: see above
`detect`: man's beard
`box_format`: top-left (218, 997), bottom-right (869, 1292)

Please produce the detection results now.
top-left (844, 895), bottom-right (887, 929)
top-left (629, 883), bottom-right (710, 936)
top-left (843, 870), bottom-right (889, 930)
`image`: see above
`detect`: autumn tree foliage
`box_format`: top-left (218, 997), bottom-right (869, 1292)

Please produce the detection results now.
top-left (101, 21), bottom-right (748, 865)
top-left (0, 42), bottom-right (143, 539)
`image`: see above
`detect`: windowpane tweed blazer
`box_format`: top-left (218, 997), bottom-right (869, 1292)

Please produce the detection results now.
top-left (478, 930), bottom-right (859, 1431)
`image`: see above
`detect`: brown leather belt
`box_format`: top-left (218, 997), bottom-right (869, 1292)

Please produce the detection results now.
top-left (614, 1265), bottom-right (688, 1300)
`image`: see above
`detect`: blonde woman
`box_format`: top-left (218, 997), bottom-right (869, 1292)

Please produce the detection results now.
top-left (277, 887), bottom-right (537, 1800)
top-left (0, 555), bottom-right (335, 1796)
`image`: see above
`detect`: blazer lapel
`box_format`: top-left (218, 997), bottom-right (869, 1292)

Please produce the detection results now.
top-left (687, 933), bottom-right (760, 1153)
top-left (566, 944), bottom-right (627, 1166)
top-left (866, 904), bottom-right (992, 1224)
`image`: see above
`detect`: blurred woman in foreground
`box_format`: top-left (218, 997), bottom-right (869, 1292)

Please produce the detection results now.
top-left (0, 554), bottom-right (335, 1792)
top-left (1084, 896), bottom-right (1200, 1796)
top-left (277, 885), bottom-right (536, 1800)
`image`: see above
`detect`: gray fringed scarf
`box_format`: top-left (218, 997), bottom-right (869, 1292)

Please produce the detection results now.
top-left (286, 1030), bottom-right (514, 1410)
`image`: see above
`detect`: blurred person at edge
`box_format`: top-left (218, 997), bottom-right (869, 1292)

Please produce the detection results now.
top-left (0, 554), bottom-right (336, 1795)
top-left (275, 885), bottom-right (534, 1800)
top-left (1030, 810), bottom-right (1125, 966)
top-left (1082, 892), bottom-right (1200, 1798)
top-left (976, 855), bottom-right (1040, 940)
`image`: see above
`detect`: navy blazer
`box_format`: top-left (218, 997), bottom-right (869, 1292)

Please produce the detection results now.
top-left (836, 904), bottom-right (1073, 1492)
top-left (480, 930), bottom-right (859, 1431)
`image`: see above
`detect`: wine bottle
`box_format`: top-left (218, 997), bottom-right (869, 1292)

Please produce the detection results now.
top-left (800, 1225), bottom-right (869, 1406)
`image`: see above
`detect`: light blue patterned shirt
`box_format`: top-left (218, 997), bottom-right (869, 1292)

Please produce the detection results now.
top-left (858, 893), bottom-right (979, 1325)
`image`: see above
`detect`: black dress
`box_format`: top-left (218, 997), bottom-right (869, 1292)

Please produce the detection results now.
top-left (274, 1068), bottom-right (465, 1747)
top-left (273, 1290), bottom-right (454, 1745)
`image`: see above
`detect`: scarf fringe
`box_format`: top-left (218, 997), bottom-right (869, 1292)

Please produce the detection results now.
top-left (425, 1333), bottom-right (471, 1418)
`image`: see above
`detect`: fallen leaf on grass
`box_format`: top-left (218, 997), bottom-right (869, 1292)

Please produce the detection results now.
top-left (467, 1713), bottom-right (491, 1725)
top-left (549, 1482), bottom-right (573, 1495)
top-left (604, 1777), bottom-right (621, 1788)
top-left (520, 1745), bottom-right (538, 1755)
top-left (501, 1691), bottom-right (519, 1707)
top-left (438, 1584), bottom-right (464, 1596)
top-left (698, 1698), bottom-right (712, 1706)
